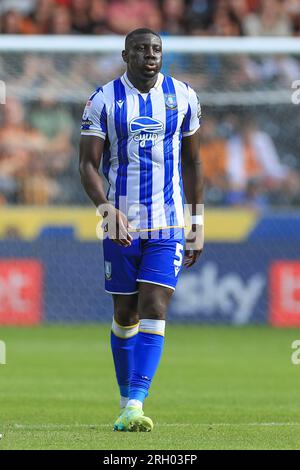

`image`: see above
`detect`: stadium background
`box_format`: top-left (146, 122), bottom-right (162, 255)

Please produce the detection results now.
top-left (0, 0), bottom-right (300, 328)
top-left (0, 0), bottom-right (300, 452)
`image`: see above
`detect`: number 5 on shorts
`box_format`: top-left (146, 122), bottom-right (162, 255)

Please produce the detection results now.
top-left (174, 243), bottom-right (184, 276)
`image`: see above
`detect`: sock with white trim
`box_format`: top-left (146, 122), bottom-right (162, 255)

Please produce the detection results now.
top-left (128, 319), bottom-right (165, 405)
top-left (110, 317), bottom-right (139, 407)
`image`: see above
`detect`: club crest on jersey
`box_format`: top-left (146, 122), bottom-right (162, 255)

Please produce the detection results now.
top-left (129, 116), bottom-right (164, 148)
top-left (164, 94), bottom-right (177, 110)
top-left (105, 261), bottom-right (112, 281)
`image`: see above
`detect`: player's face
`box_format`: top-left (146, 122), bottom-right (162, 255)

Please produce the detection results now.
top-left (123, 34), bottom-right (162, 80)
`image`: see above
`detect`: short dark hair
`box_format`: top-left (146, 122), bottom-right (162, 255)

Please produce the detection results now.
top-left (125, 28), bottom-right (161, 50)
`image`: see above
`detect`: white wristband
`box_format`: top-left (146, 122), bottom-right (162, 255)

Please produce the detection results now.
top-left (190, 215), bottom-right (204, 225)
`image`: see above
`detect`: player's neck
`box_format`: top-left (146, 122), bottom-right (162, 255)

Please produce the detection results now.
top-left (126, 71), bottom-right (158, 94)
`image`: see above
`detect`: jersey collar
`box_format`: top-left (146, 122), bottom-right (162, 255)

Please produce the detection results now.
top-left (121, 72), bottom-right (163, 92)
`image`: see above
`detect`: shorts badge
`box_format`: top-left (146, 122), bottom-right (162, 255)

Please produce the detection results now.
top-left (105, 261), bottom-right (112, 281)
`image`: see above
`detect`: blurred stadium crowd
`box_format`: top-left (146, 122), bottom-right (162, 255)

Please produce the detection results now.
top-left (0, 0), bottom-right (300, 209)
top-left (1, 96), bottom-right (299, 209)
top-left (1, 0), bottom-right (300, 36)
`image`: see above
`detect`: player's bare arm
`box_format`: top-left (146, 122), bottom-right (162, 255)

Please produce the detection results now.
top-left (181, 128), bottom-right (204, 268)
top-left (79, 135), bottom-right (132, 247)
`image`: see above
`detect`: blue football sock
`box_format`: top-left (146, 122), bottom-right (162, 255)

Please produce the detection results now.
top-left (129, 319), bottom-right (165, 404)
top-left (110, 318), bottom-right (139, 401)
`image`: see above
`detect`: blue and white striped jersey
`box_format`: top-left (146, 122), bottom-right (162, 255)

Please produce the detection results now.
top-left (81, 72), bottom-right (201, 230)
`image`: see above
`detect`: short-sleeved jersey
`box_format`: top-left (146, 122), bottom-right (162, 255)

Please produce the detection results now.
top-left (81, 72), bottom-right (201, 230)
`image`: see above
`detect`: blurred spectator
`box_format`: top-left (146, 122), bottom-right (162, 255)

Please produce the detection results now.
top-left (285, 0), bottom-right (300, 35)
top-left (1, 0), bottom-right (300, 37)
top-left (0, 0), bottom-right (300, 209)
top-left (89, 0), bottom-right (110, 35)
top-left (243, 0), bottom-right (293, 36)
top-left (70, 0), bottom-right (91, 34)
top-left (161, 0), bottom-right (186, 35)
top-left (247, 0), bottom-right (261, 12)
top-left (225, 118), bottom-right (298, 207)
top-left (0, 98), bottom-right (70, 204)
top-left (24, 0), bottom-right (55, 34)
top-left (20, 158), bottom-right (61, 205)
top-left (106, 0), bottom-right (162, 35)
top-left (200, 117), bottom-right (229, 205)
top-left (29, 92), bottom-right (74, 175)
top-left (229, 0), bottom-right (249, 20)
top-left (211, 3), bottom-right (243, 36)
top-left (0, 99), bottom-right (46, 203)
top-left (1, 9), bottom-right (24, 34)
top-left (201, 117), bottom-right (227, 186)
top-left (50, 5), bottom-right (72, 34)
top-left (242, 53), bottom-right (300, 86)
top-left (199, 114), bottom-right (300, 210)
top-left (227, 0), bottom-right (249, 34)
top-left (56, 0), bottom-right (72, 6)
top-left (186, 0), bottom-right (217, 34)
top-left (0, 99), bottom-right (47, 163)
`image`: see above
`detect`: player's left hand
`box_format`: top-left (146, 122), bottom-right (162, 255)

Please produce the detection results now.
top-left (184, 226), bottom-right (204, 268)
top-left (184, 248), bottom-right (202, 268)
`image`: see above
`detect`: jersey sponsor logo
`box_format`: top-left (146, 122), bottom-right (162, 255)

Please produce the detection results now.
top-left (129, 116), bottom-right (164, 148)
top-left (81, 119), bottom-right (94, 127)
top-left (105, 261), bottom-right (112, 281)
top-left (130, 116), bottom-right (163, 133)
top-left (164, 93), bottom-right (177, 110)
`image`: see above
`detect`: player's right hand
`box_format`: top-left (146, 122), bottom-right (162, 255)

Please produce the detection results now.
top-left (102, 205), bottom-right (133, 247)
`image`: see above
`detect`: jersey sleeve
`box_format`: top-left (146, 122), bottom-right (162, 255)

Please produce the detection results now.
top-left (182, 86), bottom-right (202, 137)
top-left (81, 88), bottom-right (107, 139)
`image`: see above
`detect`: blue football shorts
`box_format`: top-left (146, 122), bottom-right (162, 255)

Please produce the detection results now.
top-left (103, 228), bottom-right (185, 294)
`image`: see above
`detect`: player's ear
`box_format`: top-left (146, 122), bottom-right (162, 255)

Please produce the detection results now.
top-left (122, 50), bottom-right (128, 64)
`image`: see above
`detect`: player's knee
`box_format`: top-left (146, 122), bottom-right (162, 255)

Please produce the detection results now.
top-left (139, 298), bottom-right (167, 320)
top-left (114, 309), bottom-right (139, 327)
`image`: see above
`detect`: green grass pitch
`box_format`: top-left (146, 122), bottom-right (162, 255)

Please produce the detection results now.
top-left (1, 325), bottom-right (300, 450)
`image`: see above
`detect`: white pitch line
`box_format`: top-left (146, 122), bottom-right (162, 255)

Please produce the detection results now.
top-left (5, 422), bottom-right (300, 431)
